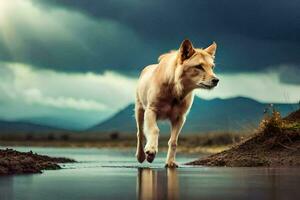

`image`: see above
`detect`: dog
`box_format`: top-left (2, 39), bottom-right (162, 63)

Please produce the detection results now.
top-left (135, 39), bottom-right (219, 167)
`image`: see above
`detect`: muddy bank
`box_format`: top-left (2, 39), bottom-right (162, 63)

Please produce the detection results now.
top-left (0, 148), bottom-right (75, 175)
top-left (187, 109), bottom-right (300, 167)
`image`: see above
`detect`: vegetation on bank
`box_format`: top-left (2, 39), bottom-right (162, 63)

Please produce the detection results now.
top-left (187, 106), bottom-right (300, 167)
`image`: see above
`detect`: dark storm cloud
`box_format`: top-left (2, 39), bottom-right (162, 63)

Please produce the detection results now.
top-left (35, 0), bottom-right (300, 42)
top-left (278, 65), bottom-right (300, 85)
top-left (1, 0), bottom-right (300, 81)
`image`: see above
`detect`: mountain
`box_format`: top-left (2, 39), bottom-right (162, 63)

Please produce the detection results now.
top-left (1, 97), bottom-right (297, 135)
top-left (20, 116), bottom-right (84, 131)
top-left (89, 97), bottom-right (298, 134)
top-left (0, 120), bottom-right (62, 133)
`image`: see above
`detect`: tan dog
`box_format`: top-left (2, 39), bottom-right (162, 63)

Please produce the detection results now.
top-left (135, 39), bottom-right (219, 167)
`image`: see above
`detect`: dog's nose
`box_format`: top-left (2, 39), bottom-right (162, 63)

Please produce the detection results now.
top-left (212, 78), bottom-right (219, 85)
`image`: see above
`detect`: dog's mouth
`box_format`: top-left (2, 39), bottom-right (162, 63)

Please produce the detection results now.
top-left (197, 83), bottom-right (214, 89)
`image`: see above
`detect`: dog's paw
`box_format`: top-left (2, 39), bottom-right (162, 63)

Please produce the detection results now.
top-left (144, 143), bottom-right (158, 163)
top-left (136, 150), bottom-right (146, 163)
top-left (165, 161), bottom-right (178, 168)
top-left (144, 147), bottom-right (157, 163)
top-left (145, 150), bottom-right (156, 163)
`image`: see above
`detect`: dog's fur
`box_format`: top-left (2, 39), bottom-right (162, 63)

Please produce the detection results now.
top-left (135, 39), bottom-right (219, 167)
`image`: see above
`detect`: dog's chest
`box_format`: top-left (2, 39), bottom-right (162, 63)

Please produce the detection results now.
top-left (156, 98), bottom-right (184, 120)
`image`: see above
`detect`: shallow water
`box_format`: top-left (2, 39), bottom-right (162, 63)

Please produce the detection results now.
top-left (0, 147), bottom-right (300, 200)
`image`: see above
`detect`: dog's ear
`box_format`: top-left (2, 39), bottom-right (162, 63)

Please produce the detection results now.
top-left (179, 39), bottom-right (195, 62)
top-left (205, 42), bottom-right (217, 57)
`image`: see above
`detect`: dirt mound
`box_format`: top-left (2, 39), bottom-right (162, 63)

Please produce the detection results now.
top-left (186, 109), bottom-right (300, 167)
top-left (284, 109), bottom-right (300, 122)
top-left (0, 148), bottom-right (75, 175)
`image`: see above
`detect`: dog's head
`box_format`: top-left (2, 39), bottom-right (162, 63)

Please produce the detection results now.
top-left (176, 39), bottom-right (219, 90)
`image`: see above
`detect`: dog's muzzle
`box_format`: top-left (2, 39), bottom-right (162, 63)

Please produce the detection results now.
top-left (211, 78), bottom-right (219, 86)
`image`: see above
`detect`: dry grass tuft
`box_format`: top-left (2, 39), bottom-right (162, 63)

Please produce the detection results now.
top-left (257, 104), bottom-right (299, 149)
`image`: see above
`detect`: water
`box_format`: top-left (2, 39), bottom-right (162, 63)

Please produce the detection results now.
top-left (0, 147), bottom-right (300, 200)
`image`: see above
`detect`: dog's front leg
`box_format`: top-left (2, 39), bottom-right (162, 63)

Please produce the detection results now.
top-left (165, 116), bottom-right (186, 168)
top-left (144, 108), bottom-right (159, 163)
top-left (135, 103), bottom-right (146, 163)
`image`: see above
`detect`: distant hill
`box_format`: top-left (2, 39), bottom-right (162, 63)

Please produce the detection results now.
top-left (0, 120), bottom-right (62, 133)
top-left (20, 116), bottom-right (84, 131)
top-left (0, 97), bottom-right (297, 135)
top-left (89, 97), bottom-right (298, 135)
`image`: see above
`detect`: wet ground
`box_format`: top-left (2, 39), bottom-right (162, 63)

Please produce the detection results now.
top-left (0, 147), bottom-right (299, 200)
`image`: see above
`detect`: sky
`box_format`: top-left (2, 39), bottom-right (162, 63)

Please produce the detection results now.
top-left (0, 0), bottom-right (299, 129)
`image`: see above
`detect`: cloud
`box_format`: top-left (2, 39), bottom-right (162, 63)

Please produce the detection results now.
top-left (195, 69), bottom-right (300, 103)
top-left (0, 62), bottom-right (137, 108)
top-left (277, 65), bottom-right (300, 85)
top-left (34, 0), bottom-right (300, 42)
top-left (0, 62), bottom-right (137, 129)
top-left (23, 88), bottom-right (108, 111)
top-left (0, 0), bottom-right (299, 76)
top-left (0, 0), bottom-right (145, 74)
top-left (32, 0), bottom-right (300, 72)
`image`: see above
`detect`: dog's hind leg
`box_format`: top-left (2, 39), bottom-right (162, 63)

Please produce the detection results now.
top-left (165, 116), bottom-right (186, 168)
top-left (135, 102), bottom-right (146, 163)
top-left (144, 108), bottom-right (159, 163)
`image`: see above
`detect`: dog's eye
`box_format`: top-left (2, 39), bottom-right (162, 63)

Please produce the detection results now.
top-left (195, 64), bottom-right (204, 70)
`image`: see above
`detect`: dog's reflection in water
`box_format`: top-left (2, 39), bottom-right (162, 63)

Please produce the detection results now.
top-left (137, 168), bottom-right (179, 200)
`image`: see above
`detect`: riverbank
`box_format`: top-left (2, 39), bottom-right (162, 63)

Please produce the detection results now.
top-left (0, 148), bottom-right (75, 175)
top-left (0, 132), bottom-right (243, 154)
top-left (1, 147), bottom-right (299, 200)
top-left (187, 108), bottom-right (300, 167)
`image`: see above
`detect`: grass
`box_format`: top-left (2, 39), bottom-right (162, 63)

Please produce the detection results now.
top-left (257, 104), bottom-right (300, 148)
